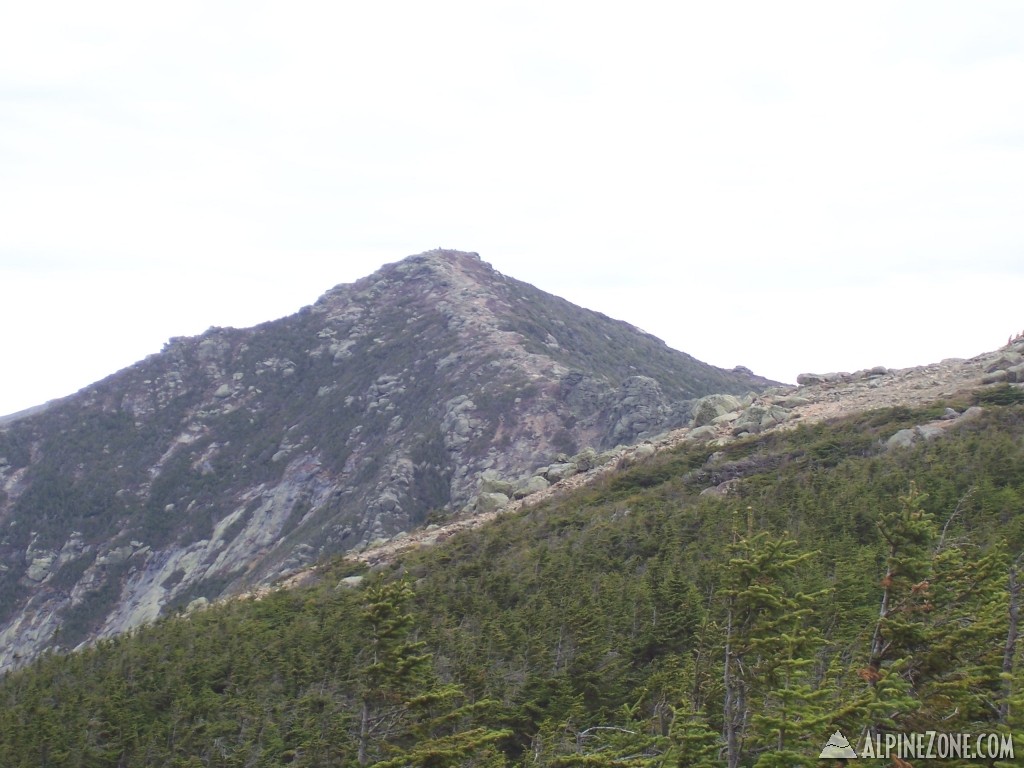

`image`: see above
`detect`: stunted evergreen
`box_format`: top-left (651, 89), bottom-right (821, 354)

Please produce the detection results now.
top-left (354, 579), bottom-right (509, 767)
top-left (0, 401), bottom-right (1022, 766)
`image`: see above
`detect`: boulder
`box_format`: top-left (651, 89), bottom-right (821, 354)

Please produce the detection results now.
top-left (688, 425), bottom-right (719, 441)
top-left (797, 372), bottom-right (849, 386)
top-left (796, 373), bottom-right (826, 386)
top-left (700, 478), bottom-right (740, 498)
top-left (982, 370), bottom-right (1009, 384)
top-left (759, 405), bottom-right (791, 429)
top-left (886, 422), bottom-right (948, 451)
top-left (986, 355), bottom-right (1022, 373)
top-left (339, 575), bottom-right (365, 589)
top-left (479, 472), bottom-right (515, 496)
top-left (732, 404), bottom-right (784, 434)
top-left (886, 429), bottom-right (917, 450)
top-left (544, 462), bottom-right (579, 482)
top-left (475, 492), bottom-right (510, 513)
top-left (514, 475), bottom-right (550, 499)
top-left (915, 424), bottom-right (946, 441)
top-left (571, 447), bottom-right (600, 472)
top-left (958, 406), bottom-right (985, 422)
top-left (691, 394), bottom-right (743, 427)
top-left (1007, 363), bottom-right (1024, 383)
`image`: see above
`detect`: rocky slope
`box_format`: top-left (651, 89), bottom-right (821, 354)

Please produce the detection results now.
top-left (0, 249), bottom-right (773, 670)
top-left (319, 334), bottom-right (1024, 574)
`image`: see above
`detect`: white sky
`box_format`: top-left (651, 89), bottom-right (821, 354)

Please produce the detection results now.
top-left (2, 1), bottom-right (1023, 417)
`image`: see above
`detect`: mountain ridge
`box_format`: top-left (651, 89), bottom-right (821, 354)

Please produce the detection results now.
top-left (267, 331), bottom-right (1024, 581)
top-left (2, 333), bottom-right (1022, 766)
top-left (0, 249), bottom-right (774, 670)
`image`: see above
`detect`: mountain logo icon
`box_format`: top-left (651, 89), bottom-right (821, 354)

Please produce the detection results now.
top-left (819, 730), bottom-right (858, 759)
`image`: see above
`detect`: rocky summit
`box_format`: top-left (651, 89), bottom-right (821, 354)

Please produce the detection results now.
top-left (0, 249), bottom-right (773, 669)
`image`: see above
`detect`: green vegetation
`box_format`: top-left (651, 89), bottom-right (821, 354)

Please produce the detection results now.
top-left (1, 403), bottom-right (1022, 766)
top-left (0, 254), bottom-right (783, 652)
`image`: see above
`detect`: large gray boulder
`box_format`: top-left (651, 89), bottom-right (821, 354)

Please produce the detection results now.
top-left (731, 404), bottom-right (789, 434)
top-left (474, 492), bottom-right (510, 513)
top-left (886, 422), bottom-right (949, 451)
top-left (571, 447), bottom-right (600, 472)
top-left (691, 394), bottom-right (743, 427)
top-left (983, 370), bottom-right (1010, 384)
top-left (886, 429), bottom-right (917, 450)
top-left (688, 425), bottom-right (719, 441)
top-left (514, 475), bottom-right (550, 499)
top-left (479, 472), bottom-right (516, 496)
top-left (544, 463), bottom-right (579, 483)
top-left (796, 373), bottom-right (827, 386)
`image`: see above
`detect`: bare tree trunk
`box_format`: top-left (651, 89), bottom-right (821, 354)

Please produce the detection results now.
top-left (358, 700), bottom-right (370, 766)
top-left (863, 542), bottom-right (897, 750)
top-left (869, 544), bottom-right (896, 679)
top-left (723, 604), bottom-right (740, 768)
top-left (999, 557), bottom-right (1021, 724)
top-left (554, 624), bottom-right (565, 673)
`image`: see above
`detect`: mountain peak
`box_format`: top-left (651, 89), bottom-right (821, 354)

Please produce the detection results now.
top-left (0, 250), bottom-right (773, 670)
top-left (311, 249), bottom-right (488, 311)
top-left (410, 247), bottom-right (483, 264)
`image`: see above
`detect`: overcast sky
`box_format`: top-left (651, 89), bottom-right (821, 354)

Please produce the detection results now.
top-left (2, 2), bottom-right (1023, 417)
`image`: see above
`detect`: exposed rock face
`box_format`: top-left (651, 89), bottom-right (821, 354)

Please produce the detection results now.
top-left (691, 394), bottom-right (744, 427)
top-left (335, 336), bottom-right (1024, 593)
top-left (0, 249), bottom-right (773, 670)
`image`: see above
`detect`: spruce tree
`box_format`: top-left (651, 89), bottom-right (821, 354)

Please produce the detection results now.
top-left (719, 521), bottom-right (828, 767)
top-left (354, 578), bottom-right (436, 765)
top-left (857, 483), bottom-right (1011, 762)
top-left (666, 704), bottom-right (723, 768)
top-left (860, 483), bottom-right (935, 742)
top-left (353, 578), bottom-right (510, 768)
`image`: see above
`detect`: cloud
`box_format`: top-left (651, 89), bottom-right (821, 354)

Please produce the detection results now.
top-left (1, 2), bottom-right (1023, 414)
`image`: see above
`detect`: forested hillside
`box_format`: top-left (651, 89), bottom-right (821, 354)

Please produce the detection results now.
top-left (1, 397), bottom-right (1023, 767)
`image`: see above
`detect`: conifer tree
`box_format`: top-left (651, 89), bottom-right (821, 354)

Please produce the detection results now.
top-left (858, 483), bottom-right (1010, 754)
top-left (750, 624), bottom-right (833, 768)
top-left (666, 704), bottom-right (723, 768)
top-left (860, 483), bottom-right (935, 741)
top-left (719, 520), bottom-right (827, 768)
top-left (354, 578), bottom-right (435, 765)
top-left (353, 578), bottom-right (510, 768)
